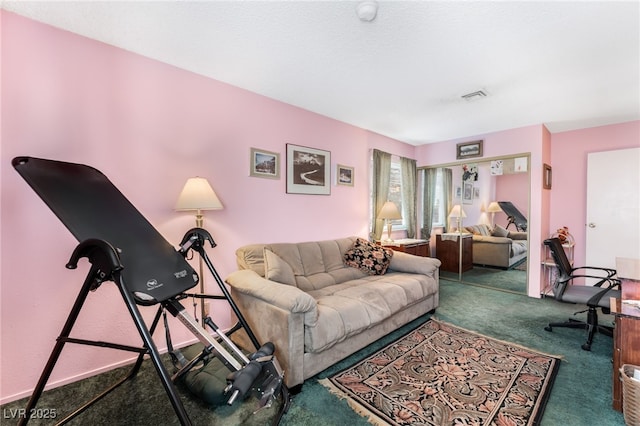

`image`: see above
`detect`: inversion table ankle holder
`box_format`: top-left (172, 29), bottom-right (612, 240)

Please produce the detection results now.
top-left (12, 156), bottom-right (289, 425)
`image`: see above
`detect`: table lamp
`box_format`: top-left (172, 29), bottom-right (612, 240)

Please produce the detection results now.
top-left (448, 204), bottom-right (467, 233)
top-left (487, 201), bottom-right (502, 227)
top-left (378, 201), bottom-right (402, 242)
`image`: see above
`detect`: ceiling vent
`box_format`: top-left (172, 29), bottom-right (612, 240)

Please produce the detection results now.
top-left (461, 90), bottom-right (487, 101)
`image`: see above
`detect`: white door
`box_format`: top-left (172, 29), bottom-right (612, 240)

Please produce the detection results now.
top-left (586, 147), bottom-right (640, 284)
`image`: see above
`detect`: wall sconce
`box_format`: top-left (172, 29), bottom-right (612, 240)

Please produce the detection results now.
top-left (378, 201), bottom-right (402, 242)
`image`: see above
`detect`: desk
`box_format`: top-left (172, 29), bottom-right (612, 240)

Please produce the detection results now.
top-left (611, 278), bottom-right (640, 412)
top-left (380, 239), bottom-right (430, 257)
top-left (436, 233), bottom-right (472, 273)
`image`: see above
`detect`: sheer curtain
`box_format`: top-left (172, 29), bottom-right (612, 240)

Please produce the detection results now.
top-left (400, 156), bottom-right (417, 238)
top-left (443, 168), bottom-right (453, 232)
top-left (421, 167), bottom-right (454, 238)
top-left (421, 168), bottom-right (438, 240)
top-left (371, 149), bottom-right (392, 240)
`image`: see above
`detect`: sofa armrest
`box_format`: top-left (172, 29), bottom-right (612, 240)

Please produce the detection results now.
top-left (225, 270), bottom-right (317, 316)
top-left (472, 235), bottom-right (512, 244)
top-left (388, 251), bottom-right (441, 275)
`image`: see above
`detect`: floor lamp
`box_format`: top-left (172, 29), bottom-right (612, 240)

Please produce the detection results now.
top-left (448, 204), bottom-right (467, 279)
top-left (175, 177), bottom-right (223, 320)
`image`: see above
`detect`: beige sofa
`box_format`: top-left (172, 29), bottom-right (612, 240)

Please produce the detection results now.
top-left (225, 236), bottom-right (440, 388)
top-left (465, 224), bottom-right (528, 269)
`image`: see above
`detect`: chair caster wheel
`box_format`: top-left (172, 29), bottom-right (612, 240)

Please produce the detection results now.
top-left (544, 326), bottom-right (552, 332)
top-left (581, 343), bottom-right (591, 351)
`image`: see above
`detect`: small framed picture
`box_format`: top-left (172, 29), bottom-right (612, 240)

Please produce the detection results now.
top-left (543, 163), bottom-right (552, 189)
top-left (456, 140), bottom-right (483, 160)
top-left (250, 148), bottom-right (280, 179)
top-left (455, 186), bottom-right (462, 199)
top-left (286, 143), bottom-right (331, 195)
top-left (474, 187), bottom-right (480, 199)
top-left (463, 182), bottom-right (473, 204)
top-left (336, 164), bottom-right (354, 186)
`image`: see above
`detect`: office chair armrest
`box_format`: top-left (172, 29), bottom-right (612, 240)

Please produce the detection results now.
top-left (572, 266), bottom-right (617, 278)
top-left (567, 274), bottom-right (620, 289)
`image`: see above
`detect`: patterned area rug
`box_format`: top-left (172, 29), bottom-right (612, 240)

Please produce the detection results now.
top-left (321, 319), bottom-right (560, 425)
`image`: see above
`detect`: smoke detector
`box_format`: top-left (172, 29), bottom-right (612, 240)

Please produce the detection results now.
top-left (356, 1), bottom-right (378, 22)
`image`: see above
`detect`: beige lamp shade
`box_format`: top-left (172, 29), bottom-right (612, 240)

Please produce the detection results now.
top-left (487, 202), bottom-right (502, 213)
top-left (378, 201), bottom-right (402, 220)
top-left (448, 204), bottom-right (467, 218)
top-left (175, 177), bottom-right (223, 211)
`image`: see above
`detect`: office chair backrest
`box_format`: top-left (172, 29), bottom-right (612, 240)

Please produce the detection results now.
top-left (544, 238), bottom-right (573, 298)
top-left (13, 156), bottom-right (198, 305)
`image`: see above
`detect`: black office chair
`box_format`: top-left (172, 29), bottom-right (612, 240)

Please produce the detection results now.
top-left (543, 238), bottom-right (621, 351)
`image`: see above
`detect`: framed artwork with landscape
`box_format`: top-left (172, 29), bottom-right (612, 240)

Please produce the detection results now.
top-left (250, 147), bottom-right (280, 179)
top-left (337, 164), bottom-right (354, 186)
top-left (286, 143), bottom-right (331, 195)
top-left (456, 140), bottom-right (483, 160)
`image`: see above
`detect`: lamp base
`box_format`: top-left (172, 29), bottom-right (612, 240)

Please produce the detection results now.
top-left (384, 221), bottom-right (394, 242)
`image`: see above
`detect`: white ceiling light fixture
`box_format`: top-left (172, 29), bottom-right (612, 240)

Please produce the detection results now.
top-left (356, 1), bottom-right (378, 22)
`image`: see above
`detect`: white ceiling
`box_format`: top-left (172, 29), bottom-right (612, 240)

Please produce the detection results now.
top-left (3, 1), bottom-right (639, 145)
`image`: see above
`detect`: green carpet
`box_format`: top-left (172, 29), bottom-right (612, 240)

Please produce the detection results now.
top-left (1, 279), bottom-right (625, 425)
top-left (441, 266), bottom-right (527, 294)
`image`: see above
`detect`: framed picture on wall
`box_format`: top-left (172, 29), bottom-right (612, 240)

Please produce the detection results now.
top-left (249, 147), bottom-right (280, 179)
top-left (543, 163), bottom-right (552, 189)
top-left (336, 164), bottom-right (354, 186)
top-left (286, 143), bottom-right (331, 195)
top-left (463, 182), bottom-right (473, 204)
top-left (456, 140), bottom-right (483, 160)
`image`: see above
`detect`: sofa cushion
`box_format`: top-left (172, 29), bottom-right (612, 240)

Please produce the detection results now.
top-left (491, 224), bottom-right (510, 237)
top-left (268, 238), bottom-right (368, 292)
top-left (264, 248), bottom-right (296, 286)
top-left (303, 272), bottom-right (438, 353)
top-left (512, 241), bottom-right (528, 256)
top-left (343, 238), bottom-right (394, 276)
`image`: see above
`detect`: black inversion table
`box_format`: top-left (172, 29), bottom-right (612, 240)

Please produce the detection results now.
top-left (497, 201), bottom-right (528, 232)
top-left (12, 156), bottom-right (288, 425)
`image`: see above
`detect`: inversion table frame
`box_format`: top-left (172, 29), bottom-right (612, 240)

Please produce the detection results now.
top-left (497, 201), bottom-right (528, 232)
top-left (12, 156), bottom-right (289, 425)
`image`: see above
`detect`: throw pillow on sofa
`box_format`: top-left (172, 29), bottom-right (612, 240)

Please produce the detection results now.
top-left (465, 224), bottom-right (492, 236)
top-left (344, 238), bottom-right (393, 275)
top-left (491, 224), bottom-right (510, 238)
top-left (264, 248), bottom-right (296, 286)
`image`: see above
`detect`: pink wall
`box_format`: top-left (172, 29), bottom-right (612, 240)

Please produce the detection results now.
top-left (494, 172), bottom-right (529, 228)
top-left (0, 12), bottom-right (414, 403)
top-left (549, 121), bottom-right (640, 268)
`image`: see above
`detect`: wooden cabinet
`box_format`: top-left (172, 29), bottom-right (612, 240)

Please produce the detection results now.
top-left (612, 278), bottom-right (640, 412)
top-left (380, 239), bottom-right (430, 257)
top-left (435, 233), bottom-right (472, 273)
top-left (613, 315), bottom-right (640, 411)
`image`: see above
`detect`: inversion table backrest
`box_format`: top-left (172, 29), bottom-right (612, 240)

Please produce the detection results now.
top-left (497, 201), bottom-right (528, 231)
top-left (13, 156), bottom-right (197, 305)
